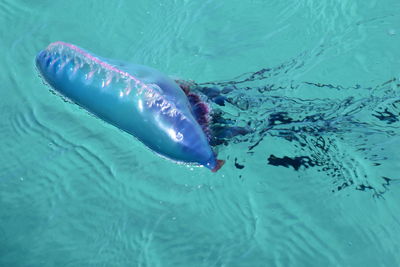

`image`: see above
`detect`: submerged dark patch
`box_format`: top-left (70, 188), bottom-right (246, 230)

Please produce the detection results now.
top-left (372, 108), bottom-right (399, 124)
top-left (267, 154), bottom-right (314, 171)
top-left (234, 157), bottom-right (245, 169)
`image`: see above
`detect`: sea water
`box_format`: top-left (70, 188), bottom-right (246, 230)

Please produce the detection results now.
top-left (0, 0), bottom-right (399, 266)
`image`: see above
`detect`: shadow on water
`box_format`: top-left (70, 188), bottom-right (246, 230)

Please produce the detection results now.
top-left (189, 49), bottom-right (400, 198)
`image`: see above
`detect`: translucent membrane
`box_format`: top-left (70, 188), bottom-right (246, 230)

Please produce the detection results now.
top-left (45, 42), bottom-right (182, 118)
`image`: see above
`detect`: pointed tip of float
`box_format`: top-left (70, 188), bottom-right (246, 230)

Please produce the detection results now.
top-left (211, 159), bottom-right (225, 172)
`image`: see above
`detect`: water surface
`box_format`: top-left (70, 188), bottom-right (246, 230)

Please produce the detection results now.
top-left (0, 0), bottom-right (399, 266)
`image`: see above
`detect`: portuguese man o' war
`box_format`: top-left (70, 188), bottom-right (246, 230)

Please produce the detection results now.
top-left (35, 41), bottom-right (225, 171)
top-left (35, 41), bottom-right (399, 195)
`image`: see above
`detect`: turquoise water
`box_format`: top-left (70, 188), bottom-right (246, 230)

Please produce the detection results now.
top-left (1, 0), bottom-right (400, 266)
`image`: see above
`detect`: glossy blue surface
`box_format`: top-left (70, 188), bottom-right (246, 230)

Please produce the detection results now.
top-left (35, 42), bottom-right (217, 170)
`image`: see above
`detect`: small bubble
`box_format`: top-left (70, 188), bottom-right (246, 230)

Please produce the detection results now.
top-left (388, 29), bottom-right (396, 36)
